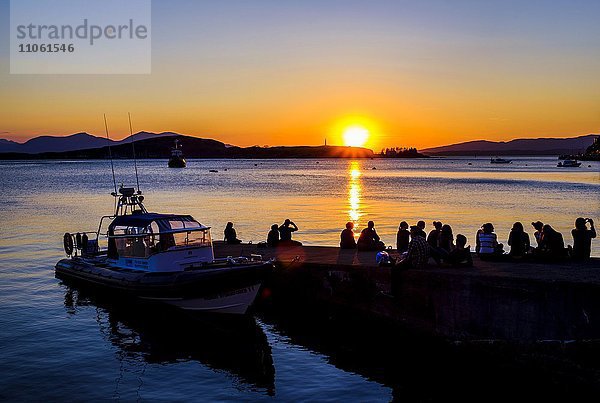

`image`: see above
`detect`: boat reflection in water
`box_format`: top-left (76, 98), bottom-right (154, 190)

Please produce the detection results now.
top-left (62, 285), bottom-right (275, 396)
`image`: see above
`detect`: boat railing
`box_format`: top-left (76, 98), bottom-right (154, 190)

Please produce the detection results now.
top-left (64, 231), bottom-right (102, 257)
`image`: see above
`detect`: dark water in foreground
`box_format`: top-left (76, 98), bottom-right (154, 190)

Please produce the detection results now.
top-left (0, 158), bottom-right (599, 401)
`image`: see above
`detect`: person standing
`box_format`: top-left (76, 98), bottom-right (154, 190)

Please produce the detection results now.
top-left (571, 217), bottom-right (596, 260)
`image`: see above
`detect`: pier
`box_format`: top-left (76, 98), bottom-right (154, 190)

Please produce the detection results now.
top-left (214, 242), bottom-right (600, 342)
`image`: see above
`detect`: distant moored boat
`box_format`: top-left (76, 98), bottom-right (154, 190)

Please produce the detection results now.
top-left (168, 139), bottom-right (186, 168)
top-left (557, 159), bottom-right (581, 167)
top-left (490, 157), bottom-right (512, 164)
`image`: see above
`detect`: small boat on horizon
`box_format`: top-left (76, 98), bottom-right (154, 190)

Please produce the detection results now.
top-left (168, 139), bottom-right (186, 168)
top-left (557, 159), bottom-right (581, 167)
top-left (490, 157), bottom-right (512, 164)
top-left (56, 187), bottom-right (273, 314)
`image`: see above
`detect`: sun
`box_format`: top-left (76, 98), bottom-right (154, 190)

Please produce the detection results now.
top-left (343, 126), bottom-right (369, 147)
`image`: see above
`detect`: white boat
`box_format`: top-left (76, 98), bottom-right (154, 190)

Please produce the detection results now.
top-left (557, 159), bottom-right (581, 167)
top-left (55, 187), bottom-right (273, 314)
top-left (490, 157), bottom-right (512, 164)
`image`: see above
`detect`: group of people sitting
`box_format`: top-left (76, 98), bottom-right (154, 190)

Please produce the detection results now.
top-left (223, 216), bottom-right (596, 267)
top-left (475, 219), bottom-right (596, 261)
top-left (341, 217), bottom-right (596, 268)
top-left (223, 219), bottom-right (303, 247)
top-left (342, 220), bottom-right (474, 268)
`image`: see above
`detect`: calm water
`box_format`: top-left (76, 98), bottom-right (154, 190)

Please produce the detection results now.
top-left (0, 157), bottom-right (599, 401)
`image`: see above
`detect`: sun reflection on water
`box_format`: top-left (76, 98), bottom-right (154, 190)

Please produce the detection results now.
top-left (348, 161), bottom-right (362, 226)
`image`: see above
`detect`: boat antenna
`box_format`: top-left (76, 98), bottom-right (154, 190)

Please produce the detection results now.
top-left (128, 112), bottom-right (141, 194)
top-left (103, 114), bottom-right (118, 196)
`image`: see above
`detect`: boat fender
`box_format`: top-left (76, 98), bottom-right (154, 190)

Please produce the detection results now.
top-left (63, 233), bottom-right (74, 256)
top-left (75, 233), bottom-right (82, 249)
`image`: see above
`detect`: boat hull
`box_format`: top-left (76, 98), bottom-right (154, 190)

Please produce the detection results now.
top-left (168, 157), bottom-right (186, 168)
top-left (55, 257), bottom-right (273, 314)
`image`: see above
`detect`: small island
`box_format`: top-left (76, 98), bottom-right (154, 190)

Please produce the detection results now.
top-left (379, 147), bottom-right (428, 158)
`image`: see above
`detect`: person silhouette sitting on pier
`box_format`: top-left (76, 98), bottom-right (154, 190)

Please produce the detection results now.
top-left (416, 220), bottom-right (427, 238)
top-left (357, 221), bottom-right (385, 251)
top-left (438, 224), bottom-right (455, 255)
top-left (279, 219), bottom-right (302, 246)
top-left (476, 223), bottom-right (504, 258)
top-left (340, 221), bottom-right (357, 249)
top-left (395, 225), bottom-right (431, 270)
top-left (396, 221), bottom-right (410, 253)
top-left (447, 234), bottom-right (472, 267)
top-left (538, 224), bottom-right (567, 259)
top-left (224, 222), bottom-right (242, 244)
top-left (267, 224), bottom-right (279, 247)
top-left (508, 222), bottom-right (531, 257)
top-left (571, 217), bottom-right (596, 260)
top-left (531, 221), bottom-right (544, 247)
top-left (427, 221), bottom-right (443, 249)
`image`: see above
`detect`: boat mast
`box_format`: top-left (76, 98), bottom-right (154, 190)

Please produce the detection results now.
top-left (103, 114), bottom-right (119, 214)
top-left (128, 112), bottom-right (141, 194)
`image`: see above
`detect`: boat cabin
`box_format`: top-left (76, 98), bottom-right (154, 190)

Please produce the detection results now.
top-left (107, 213), bottom-right (214, 271)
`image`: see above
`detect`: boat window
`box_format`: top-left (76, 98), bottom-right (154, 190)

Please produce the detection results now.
top-left (155, 217), bottom-right (203, 232)
top-left (115, 235), bottom-right (152, 258)
top-left (172, 229), bottom-right (212, 248)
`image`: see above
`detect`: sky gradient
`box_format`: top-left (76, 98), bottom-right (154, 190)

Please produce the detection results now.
top-left (1, 0), bottom-right (599, 150)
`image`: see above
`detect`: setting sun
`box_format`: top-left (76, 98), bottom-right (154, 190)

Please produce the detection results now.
top-left (343, 126), bottom-right (369, 147)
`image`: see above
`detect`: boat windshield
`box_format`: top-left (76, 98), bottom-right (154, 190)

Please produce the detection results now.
top-left (108, 216), bottom-right (212, 258)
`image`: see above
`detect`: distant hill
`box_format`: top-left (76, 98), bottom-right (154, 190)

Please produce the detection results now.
top-left (421, 134), bottom-right (598, 156)
top-left (0, 138), bottom-right (21, 153)
top-left (0, 132), bottom-right (177, 154)
top-left (0, 134), bottom-right (374, 159)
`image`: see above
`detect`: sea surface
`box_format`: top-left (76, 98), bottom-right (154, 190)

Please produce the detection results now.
top-left (0, 157), bottom-right (599, 401)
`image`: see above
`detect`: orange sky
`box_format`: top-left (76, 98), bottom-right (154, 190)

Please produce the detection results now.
top-left (1, 1), bottom-right (599, 151)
